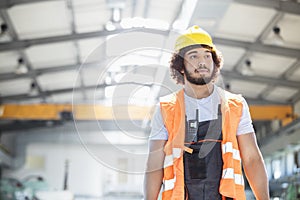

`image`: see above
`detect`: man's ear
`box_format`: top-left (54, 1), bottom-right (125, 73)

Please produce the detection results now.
top-left (212, 65), bottom-right (220, 81)
top-left (181, 65), bottom-right (185, 74)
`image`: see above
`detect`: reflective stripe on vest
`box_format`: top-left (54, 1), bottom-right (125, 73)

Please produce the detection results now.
top-left (222, 142), bottom-right (241, 161)
top-left (163, 176), bottom-right (176, 191)
top-left (222, 168), bottom-right (244, 185)
top-left (160, 88), bottom-right (246, 200)
top-left (164, 148), bottom-right (181, 168)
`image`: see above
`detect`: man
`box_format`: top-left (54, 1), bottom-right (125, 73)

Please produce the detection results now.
top-left (144, 25), bottom-right (269, 200)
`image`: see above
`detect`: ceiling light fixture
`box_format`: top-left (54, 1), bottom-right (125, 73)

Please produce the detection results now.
top-left (271, 25), bottom-right (284, 46)
top-left (240, 59), bottom-right (255, 76)
top-left (105, 0), bottom-right (125, 30)
top-left (112, 8), bottom-right (121, 23)
top-left (0, 23), bottom-right (8, 36)
top-left (105, 21), bottom-right (116, 31)
top-left (15, 58), bottom-right (28, 74)
top-left (29, 81), bottom-right (38, 96)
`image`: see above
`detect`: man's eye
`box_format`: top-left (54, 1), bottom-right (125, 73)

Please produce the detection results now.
top-left (190, 55), bottom-right (197, 59)
top-left (205, 54), bottom-right (211, 58)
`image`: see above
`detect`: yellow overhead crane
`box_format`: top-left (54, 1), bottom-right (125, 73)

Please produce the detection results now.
top-left (249, 105), bottom-right (296, 126)
top-left (0, 104), bottom-right (153, 121)
top-left (0, 103), bottom-right (297, 126)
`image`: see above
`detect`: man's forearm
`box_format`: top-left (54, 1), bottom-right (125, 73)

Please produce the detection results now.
top-left (144, 169), bottom-right (163, 200)
top-left (144, 140), bottom-right (166, 200)
top-left (243, 157), bottom-right (270, 200)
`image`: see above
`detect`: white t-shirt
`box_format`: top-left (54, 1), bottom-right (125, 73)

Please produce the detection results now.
top-left (149, 86), bottom-right (254, 140)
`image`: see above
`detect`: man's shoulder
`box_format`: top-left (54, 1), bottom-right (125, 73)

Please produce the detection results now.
top-left (159, 89), bottom-right (183, 103)
top-left (216, 86), bottom-right (243, 101)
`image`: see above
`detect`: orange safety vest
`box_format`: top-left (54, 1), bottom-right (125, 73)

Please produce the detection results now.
top-left (160, 88), bottom-right (246, 200)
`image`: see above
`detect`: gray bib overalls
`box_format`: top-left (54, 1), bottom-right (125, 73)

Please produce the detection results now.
top-left (184, 106), bottom-right (233, 200)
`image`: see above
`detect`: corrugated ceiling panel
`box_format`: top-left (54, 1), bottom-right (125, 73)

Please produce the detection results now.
top-left (8, 1), bottom-right (71, 39)
top-left (78, 38), bottom-right (105, 63)
top-left (265, 86), bottom-right (298, 102)
top-left (81, 67), bottom-right (104, 87)
top-left (264, 13), bottom-right (300, 49)
top-left (73, 0), bottom-right (110, 33)
top-left (216, 45), bottom-right (246, 71)
top-left (215, 3), bottom-right (276, 42)
top-left (229, 79), bottom-right (268, 98)
top-left (106, 32), bottom-right (165, 57)
top-left (0, 33), bottom-right (11, 43)
top-left (249, 52), bottom-right (297, 78)
top-left (190, 0), bottom-right (232, 33)
top-left (147, 0), bottom-right (181, 23)
top-left (25, 42), bottom-right (77, 69)
top-left (37, 70), bottom-right (79, 91)
top-left (0, 78), bottom-right (32, 96)
top-left (288, 66), bottom-right (300, 81)
top-left (0, 51), bottom-right (20, 73)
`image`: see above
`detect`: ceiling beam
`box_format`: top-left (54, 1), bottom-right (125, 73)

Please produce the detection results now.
top-left (221, 70), bottom-right (300, 89)
top-left (213, 37), bottom-right (300, 58)
top-left (0, 81), bottom-right (153, 102)
top-left (0, 59), bottom-right (113, 81)
top-left (0, 27), bottom-right (299, 58)
top-left (1, 72), bottom-right (298, 105)
top-left (0, 28), bottom-right (166, 51)
top-left (234, 0), bottom-right (300, 15)
top-left (291, 91), bottom-right (300, 104)
top-left (1, 59), bottom-right (299, 88)
top-left (0, 30), bottom-right (107, 51)
top-left (282, 59), bottom-right (300, 79)
top-left (0, 63), bottom-right (78, 81)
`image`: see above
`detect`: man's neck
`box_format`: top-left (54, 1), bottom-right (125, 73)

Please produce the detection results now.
top-left (184, 83), bottom-right (214, 99)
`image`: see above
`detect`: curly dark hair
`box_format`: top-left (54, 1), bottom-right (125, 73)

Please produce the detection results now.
top-left (169, 44), bottom-right (223, 85)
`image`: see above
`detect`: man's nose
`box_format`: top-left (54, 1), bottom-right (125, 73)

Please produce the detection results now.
top-left (197, 62), bottom-right (206, 68)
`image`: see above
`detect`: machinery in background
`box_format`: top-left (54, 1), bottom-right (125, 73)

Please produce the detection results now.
top-left (0, 175), bottom-right (73, 200)
top-left (269, 174), bottom-right (300, 200)
top-left (0, 175), bottom-right (48, 200)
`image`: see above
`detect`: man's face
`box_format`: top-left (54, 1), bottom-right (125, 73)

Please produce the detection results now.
top-left (183, 47), bottom-right (216, 85)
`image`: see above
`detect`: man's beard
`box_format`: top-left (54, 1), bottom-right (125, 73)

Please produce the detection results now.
top-left (184, 66), bottom-right (216, 85)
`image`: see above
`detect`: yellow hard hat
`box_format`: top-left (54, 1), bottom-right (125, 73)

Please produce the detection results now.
top-left (175, 25), bottom-right (215, 51)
